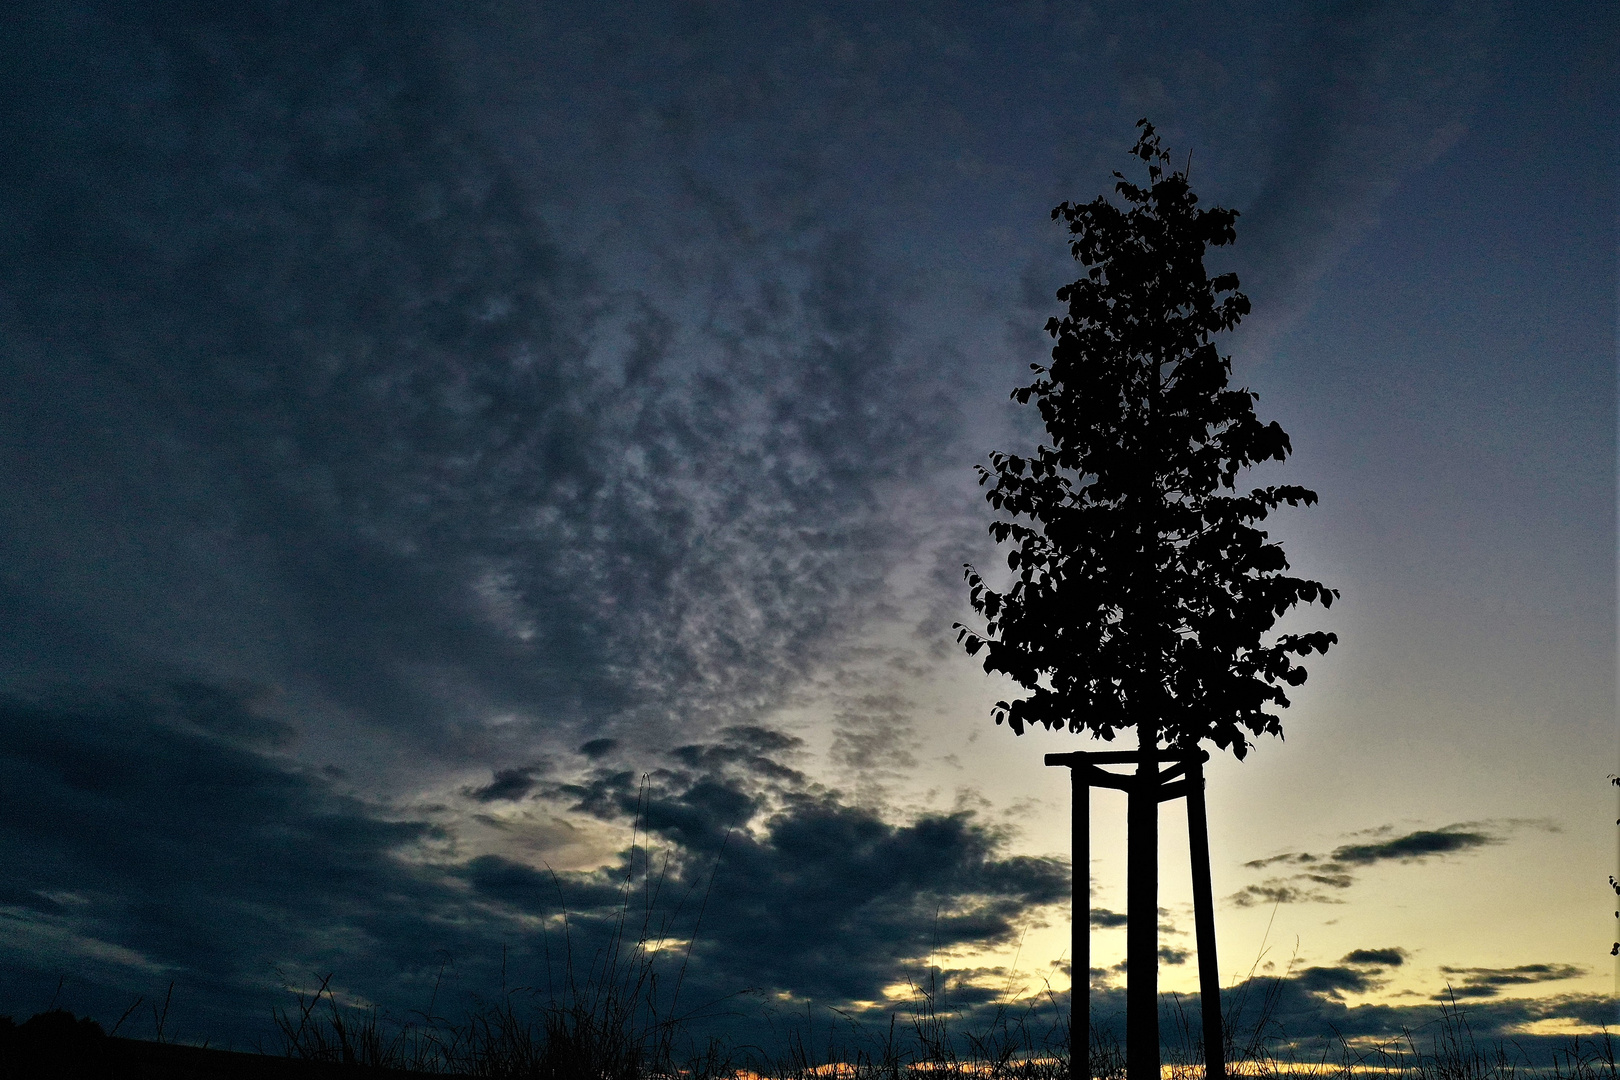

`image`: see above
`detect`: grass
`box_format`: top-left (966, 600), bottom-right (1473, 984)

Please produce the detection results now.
top-left (261, 959), bottom-right (1620, 1080)
top-left (7, 965), bottom-right (1615, 1080)
top-left (271, 959), bottom-right (1084, 1080)
top-left (745, 965), bottom-right (1076, 1080)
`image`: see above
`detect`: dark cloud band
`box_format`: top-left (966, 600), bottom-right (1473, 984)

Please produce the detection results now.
top-left (1231, 825), bottom-right (1504, 907)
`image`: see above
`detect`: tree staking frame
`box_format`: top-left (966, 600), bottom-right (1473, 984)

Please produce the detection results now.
top-left (1045, 748), bottom-right (1224, 1080)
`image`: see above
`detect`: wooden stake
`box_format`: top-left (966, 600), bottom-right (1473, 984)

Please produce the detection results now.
top-left (1073, 760), bottom-right (1090, 1080)
top-left (1186, 756), bottom-right (1225, 1080)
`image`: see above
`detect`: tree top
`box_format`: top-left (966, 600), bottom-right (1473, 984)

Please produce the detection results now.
top-left (956, 121), bottom-right (1338, 759)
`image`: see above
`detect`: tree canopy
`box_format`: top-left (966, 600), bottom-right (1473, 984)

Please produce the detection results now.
top-left (957, 122), bottom-right (1337, 759)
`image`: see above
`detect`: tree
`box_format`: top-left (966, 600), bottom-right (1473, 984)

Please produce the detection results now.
top-left (956, 121), bottom-right (1338, 1080)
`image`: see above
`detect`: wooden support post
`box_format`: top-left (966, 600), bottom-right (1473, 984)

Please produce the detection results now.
top-left (1073, 760), bottom-right (1090, 1080)
top-left (1046, 751), bottom-right (1094, 1080)
top-left (1185, 756), bottom-right (1225, 1080)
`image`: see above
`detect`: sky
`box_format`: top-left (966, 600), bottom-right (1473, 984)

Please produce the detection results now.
top-left (0, 0), bottom-right (1614, 1064)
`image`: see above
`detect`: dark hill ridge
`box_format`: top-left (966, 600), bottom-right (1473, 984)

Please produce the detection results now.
top-left (0, 1011), bottom-right (421, 1080)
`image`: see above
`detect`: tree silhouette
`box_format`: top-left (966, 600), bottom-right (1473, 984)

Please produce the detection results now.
top-left (957, 121), bottom-right (1338, 1080)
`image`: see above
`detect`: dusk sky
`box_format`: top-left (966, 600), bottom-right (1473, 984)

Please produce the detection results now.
top-left (0, 0), bottom-right (1614, 1060)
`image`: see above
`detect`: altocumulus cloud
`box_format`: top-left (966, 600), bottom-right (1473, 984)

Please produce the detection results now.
top-left (0, 0), bottom-right (959, 784)
top-left (0, 0), bottom-right (1502, 774)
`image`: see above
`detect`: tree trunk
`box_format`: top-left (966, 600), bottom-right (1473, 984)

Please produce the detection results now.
top-left (1126, 740), bottom-right (1159, 1080)
top-left (1126, 323), bottom-right (1165, 1080)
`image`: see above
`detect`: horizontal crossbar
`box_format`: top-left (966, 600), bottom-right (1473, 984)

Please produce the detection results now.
top-left (1157, 778), bottom-right (1196, 803)
top-left (1086, 766), bottom-right (1134, 792)
top-left (1066, 765), bottom-right (1205, 798)
top-left (1157, 760), bottom-right (1192, 784)
top-left (1045, 748), bottom-right (1208, 767)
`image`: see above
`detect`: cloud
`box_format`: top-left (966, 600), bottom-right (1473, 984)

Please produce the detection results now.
top-left (829, 694), bottom-right (919, 778)
top-left (463, 764), bottom-right (550, 803)
top-left (0, 684), bottom-right (1070, 1047)
top-left (1229, 882), bottom-right (1349, 909)
top-left (0, 1), bottom-right (980, 798)
top-left (579, 739), bottom-right (619, 760)
top-left (1436, 964), bottom-right (1586, 1000)
top-left (0, 686), bottom-right (468, 1043)
top-left (1331, 829), bottom-right (1498, 866)
top-left (1243, 852), bottom-right (1321, 871)
top-left (0, 680), bottom-right (1596, 1061)
top-left (1222, 0), bottom-right (1500, 342)
top-left (1293, 965), bottom-right (1387, 998)
top-left (520, 727), bottom-right (1071, 1005)
top-left (1114, 962), bottom-right (1598, 1062)
top-left (1085, 907), bottom-right (1186, 937)
top-left (1069, 960), bottom-right (1609, 1063)
top-left (1231, 824), bottom-right (1504, 906)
